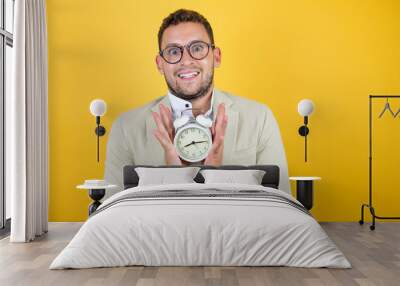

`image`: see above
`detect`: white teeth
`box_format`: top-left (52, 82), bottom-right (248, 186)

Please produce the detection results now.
top-left (178, 72), bottom-right (199, 78)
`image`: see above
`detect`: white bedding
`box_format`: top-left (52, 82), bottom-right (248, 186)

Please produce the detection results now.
top-left (50, 183), bottom-right (351, 269)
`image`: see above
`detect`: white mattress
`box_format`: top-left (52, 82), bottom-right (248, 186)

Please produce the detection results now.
top-left (50, 183), bottom-right (351, 269)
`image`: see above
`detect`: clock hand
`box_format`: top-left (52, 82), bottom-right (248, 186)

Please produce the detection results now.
top-left (184, 141), bottom-right (196, 148)
top-left (183, 140), bottom-right (208, 148)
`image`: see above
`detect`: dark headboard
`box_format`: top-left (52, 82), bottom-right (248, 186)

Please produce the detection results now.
top-left (123, 165), bottom-right (280, 190)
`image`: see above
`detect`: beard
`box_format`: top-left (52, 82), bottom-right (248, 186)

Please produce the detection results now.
top-left (165, 70), bottom-right (214, 101)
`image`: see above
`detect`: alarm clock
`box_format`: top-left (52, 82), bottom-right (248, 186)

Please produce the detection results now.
top-left (173, 114), bottom-right (213, 163)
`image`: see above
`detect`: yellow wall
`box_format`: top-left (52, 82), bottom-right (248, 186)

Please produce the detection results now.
top-left (47, 0), bottom-right (400, 221)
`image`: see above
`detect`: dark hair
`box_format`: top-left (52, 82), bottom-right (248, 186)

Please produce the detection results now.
top-left (158, 9), bottom-right (215, 51)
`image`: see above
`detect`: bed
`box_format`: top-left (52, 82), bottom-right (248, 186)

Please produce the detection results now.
top-left (50, 165), bottom-right (351, 269)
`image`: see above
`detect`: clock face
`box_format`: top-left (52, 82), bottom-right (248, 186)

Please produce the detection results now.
top-left (174, 125), bottom-right (212, 162)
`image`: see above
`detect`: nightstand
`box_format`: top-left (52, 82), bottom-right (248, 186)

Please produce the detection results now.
top-left (77, 181), bottom-right (117, 215)
top-left (289, 177), bottom-right (321, 210)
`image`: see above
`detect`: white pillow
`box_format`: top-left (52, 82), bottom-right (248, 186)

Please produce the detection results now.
top-left (200, 169), bottom-right (266, 185)
top-left (135, 167), bottom-right (200, 186)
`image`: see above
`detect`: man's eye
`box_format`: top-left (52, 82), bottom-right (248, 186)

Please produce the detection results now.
top-left (166, 48), bottom-right (180, 56)
top-left (191, 45), bottom-right (204, 53)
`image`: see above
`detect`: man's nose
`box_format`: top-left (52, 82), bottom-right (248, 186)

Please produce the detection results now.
top-left (180, 47), bottom-right (195, 65)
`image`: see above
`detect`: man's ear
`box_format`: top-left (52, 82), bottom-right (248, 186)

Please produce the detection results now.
top-left (155, 55), bottom-right (164, 75)
top-left (213, 47), bottom-right (222, 68)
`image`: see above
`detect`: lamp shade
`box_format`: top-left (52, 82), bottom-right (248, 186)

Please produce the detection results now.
top-left (90, 99), bottom-right (107, 117)
top-left (297, 99), bottom-right (314, 116)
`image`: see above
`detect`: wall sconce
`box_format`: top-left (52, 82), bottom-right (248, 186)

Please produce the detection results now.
top-left (89, 99), bottom-right (107, 162)
top-left (297, 99), bottom-right (315, 162)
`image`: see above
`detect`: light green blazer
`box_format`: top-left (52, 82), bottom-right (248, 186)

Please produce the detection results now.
top-left (104, 89), bottom-right (290, 200)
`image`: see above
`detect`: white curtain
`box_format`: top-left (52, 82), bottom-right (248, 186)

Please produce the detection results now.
top-left (9, 0), bottom-right (48, 242)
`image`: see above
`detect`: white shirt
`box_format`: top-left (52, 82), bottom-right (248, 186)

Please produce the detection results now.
top-left (167, 89), bottom-right (214, 121)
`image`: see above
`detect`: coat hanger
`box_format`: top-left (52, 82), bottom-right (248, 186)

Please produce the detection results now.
top-left (394, 107), bottom-right (400, 118)
top-left (378, 98), bottom-right (395, 118)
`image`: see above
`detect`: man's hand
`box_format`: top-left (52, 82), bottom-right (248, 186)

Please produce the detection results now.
top-left (152, 103), bottom-right (182, 165)
top-left (152, 103), bottom-right (228, 166)
top-left (204, 103), bottom-right (228, 166)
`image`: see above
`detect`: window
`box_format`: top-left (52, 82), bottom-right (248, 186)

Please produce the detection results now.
top-left (0, 0), bottom-right (14, 235)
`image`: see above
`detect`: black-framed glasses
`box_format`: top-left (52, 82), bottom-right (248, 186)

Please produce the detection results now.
top-left (159, 40), bottom-right (215, 64)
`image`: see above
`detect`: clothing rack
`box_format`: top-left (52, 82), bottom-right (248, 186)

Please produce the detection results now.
top-left (359, 95), bottom-right (400, 230)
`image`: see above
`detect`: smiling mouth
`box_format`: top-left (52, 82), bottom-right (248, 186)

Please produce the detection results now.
top-left (177, 71), bottom-right (200, 80)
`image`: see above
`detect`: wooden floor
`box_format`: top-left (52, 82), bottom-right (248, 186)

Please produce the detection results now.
top-left (0, 222), bottom-right (399, 286)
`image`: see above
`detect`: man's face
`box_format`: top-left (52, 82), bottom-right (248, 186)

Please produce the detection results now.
top-left (156, 22), bottom-right (221, 100)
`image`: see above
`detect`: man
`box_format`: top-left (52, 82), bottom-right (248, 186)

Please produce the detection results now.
top-left (104, 9), bottom-right (290, 200)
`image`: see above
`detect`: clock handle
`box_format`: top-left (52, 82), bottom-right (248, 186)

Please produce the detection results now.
top-left (173, 115), bottom-right (190, 129)
top-left (196, 114), bottom-right (212, 128)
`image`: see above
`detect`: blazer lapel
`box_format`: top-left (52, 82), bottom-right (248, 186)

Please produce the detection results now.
top-left (146, 95), bottom-right (170, 141)
top-left (144, 96), bottom-right (171, 163)
top-left (212, 89), bottom-right (238, 162)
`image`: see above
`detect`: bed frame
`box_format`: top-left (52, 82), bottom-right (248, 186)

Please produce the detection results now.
top-left (123, 165), bottom-right (280, 190)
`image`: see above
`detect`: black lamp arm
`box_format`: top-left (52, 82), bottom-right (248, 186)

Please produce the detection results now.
top-left (94, 116), bottom-right (106, 162)
top-left (298, 116), bottom-right (310, 162)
